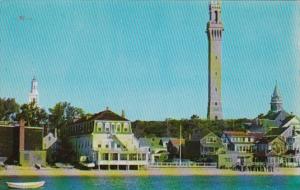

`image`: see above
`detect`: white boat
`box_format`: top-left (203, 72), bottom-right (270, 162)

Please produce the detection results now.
top-left (80, 162), bottom-right (95, 169)
top-left (6, 181), bottom-right (45, 189)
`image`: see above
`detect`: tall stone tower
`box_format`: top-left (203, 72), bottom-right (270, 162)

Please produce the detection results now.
top-left (206, 0), bottom-right (224, 120)
top-left (28, 76), bottom-right (39, 105)
top-left (270, 82), bottom-right (283, 113)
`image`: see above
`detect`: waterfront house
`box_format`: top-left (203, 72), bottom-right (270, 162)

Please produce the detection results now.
top-left (63, 108), bottom-right (149, 170)
top-left (167, 138), bottom-right (185, 160)
top-left (218, 131), bottom-right (263, 168)
top-left (139, 137), bottom-right (170, 163)
top-left (185, 128), bottom-right (223, 162)
top-left (255, 135), bottom-right (286, 167)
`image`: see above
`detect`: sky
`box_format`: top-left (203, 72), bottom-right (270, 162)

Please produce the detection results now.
top-left (0, 1), bottom-right (299, 121)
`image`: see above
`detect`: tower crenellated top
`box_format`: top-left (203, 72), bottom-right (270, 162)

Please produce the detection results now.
top-left (207, 0), bottom-right (224, 41)
top-left (208, 0), bottom-right (223, 24)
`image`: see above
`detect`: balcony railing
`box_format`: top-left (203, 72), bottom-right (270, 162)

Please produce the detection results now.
top-left (149, 162), bottom-right (217, 168)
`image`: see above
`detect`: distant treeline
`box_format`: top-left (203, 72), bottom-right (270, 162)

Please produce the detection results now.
top-left (1, 97), bottom-right (253, 138)
top-left (132, 117), bottom-right (253, 138)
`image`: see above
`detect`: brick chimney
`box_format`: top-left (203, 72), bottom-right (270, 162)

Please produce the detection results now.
top-left (19, 118), bottom-right (25, 151)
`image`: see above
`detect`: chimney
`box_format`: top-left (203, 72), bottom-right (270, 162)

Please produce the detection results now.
top-left (121, 110), bottom-right (125, 118)
top-left (19, 118), bottom-right (25, 151)
top-left (106, 106), bottom-right (109, 111)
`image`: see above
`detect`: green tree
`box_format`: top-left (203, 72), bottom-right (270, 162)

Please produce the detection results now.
top-left (17, 102), bottom-right (48, 127)
top-left (49, 102), bottom-right (85, 130)
top-left (0, 98), bottom-right (19, 121)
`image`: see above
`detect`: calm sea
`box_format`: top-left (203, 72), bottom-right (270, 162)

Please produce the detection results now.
top-left (0, 176), bottom-right (299, 190)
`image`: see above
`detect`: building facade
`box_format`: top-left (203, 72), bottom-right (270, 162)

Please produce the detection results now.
top-left (63, 109), bottom-right (149, 170)
top-left (218, 131), bottom-right (263, 168)
top-left (0, 120), bottom-right (46, 166)
top-left (185, 128), bottom-right (223, 161)
top-left (207, 0), bottom-right (224, 120)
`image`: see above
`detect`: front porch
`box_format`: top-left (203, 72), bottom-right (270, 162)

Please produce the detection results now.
top-left (95, 151), bottom-right (149, 170)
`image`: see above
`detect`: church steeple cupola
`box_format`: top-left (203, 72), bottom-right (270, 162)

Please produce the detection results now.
top-left (270, 82), bottom-right (283, 112)
top-left (29, 76), bottom-right (39, 106)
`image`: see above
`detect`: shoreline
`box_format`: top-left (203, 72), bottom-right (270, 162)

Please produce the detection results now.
top-left (1, 167), bottom-right (300, 177)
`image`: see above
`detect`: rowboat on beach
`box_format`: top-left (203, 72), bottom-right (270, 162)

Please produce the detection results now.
top-left (6, 181), bottom-right (45, 189)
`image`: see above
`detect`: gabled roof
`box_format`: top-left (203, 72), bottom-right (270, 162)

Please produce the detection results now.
top-left (265, 127), bottom-right (288, 136)
top-left (191, 128), bottom-right (215, 140)
top-left (169, 138), bottom-right (185, 147)
top-left (280, 115), bottom-right (297, 127)
top-left (223, 131), bottom-right (264, 140)
top-left (89, 110), bottom-right (129, 121)
top-left (74, 109), bottom-right (129, 124)
top-left (256, 136), bottom-right (281, 144)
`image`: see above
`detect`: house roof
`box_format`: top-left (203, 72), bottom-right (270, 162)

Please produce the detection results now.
top-left (256, 136), bottom-right (279, 144)
top-left (223, 131), bottom-right (264, 140)
top-left (223, 131), bottom-right (247, 137)
top-left (191, 128), bottom-right (214, 140)
top-left (280, 115), bottom-right (296, 127)
top-left (74, 109), bottom-right (129, 124)
top-left (265, 127), bottom-right (288, 136)
top-left (259, 111), bottom-right (282, 120)
top-left (89, 110), bottom-right (129, 121)
top-left (169, 138), bottom-right (185, 146)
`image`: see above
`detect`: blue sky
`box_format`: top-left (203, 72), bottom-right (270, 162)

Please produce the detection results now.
top-left (0, 1), bottom-right (299, 120)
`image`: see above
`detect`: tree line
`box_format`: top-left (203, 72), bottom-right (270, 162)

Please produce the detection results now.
top-left (0, 98), bottom-right (86, 131)
top-left (0, 97), bottom-right (250, 138)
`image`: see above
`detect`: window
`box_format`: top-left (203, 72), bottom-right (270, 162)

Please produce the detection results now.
top-left (129, 154), bottom-right (137, 160)
top-left (215, 88), bottom-right (217, 92)
top-left (98, 144), bottom-right (101, 148)
top-left (215, 102), bottom-right (218, 106)
top-left (97, 122), bottom-right (103, 132)
top-left (112, 153), bottom-right (118, 160)
top-left (123, 123), bottom-right (129, 132)
top-left (111, 124), bottom-right (115, 133)
top-left (105, 144), bottom-right (109, 148)
top-left (105, 123), bottom-right (110, 133)
top-left (117, 123), bottom-right (121, 132)
top-left (120, 154), bottom-right (127, 160)
top-left (215, 72), bottom-right (217, 76)
top-left (102, 153), bottom-right (109, 160)
top-left (214, 10), bottom-right (218, 22)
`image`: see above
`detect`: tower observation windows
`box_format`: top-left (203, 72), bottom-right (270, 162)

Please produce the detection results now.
top-left (215, 11), bottom-right (218, 23)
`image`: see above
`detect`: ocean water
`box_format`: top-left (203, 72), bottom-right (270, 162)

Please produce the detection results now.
top-left (0, 176), bottom-right (300, 190)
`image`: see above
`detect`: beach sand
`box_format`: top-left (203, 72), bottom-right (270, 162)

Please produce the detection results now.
top-left (1, 167), bottom-right (300, 177)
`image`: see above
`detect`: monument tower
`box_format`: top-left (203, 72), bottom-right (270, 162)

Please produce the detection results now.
top-left (28, 76), bottom-right (39, 105)
top-left (207, 0), bottom-right (224, 120)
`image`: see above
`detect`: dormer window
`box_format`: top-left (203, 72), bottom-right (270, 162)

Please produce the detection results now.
top-left (105, 123), bottom-right (110, 133)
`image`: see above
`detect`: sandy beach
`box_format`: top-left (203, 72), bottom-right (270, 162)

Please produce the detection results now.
top-left (1, 167), bottom-right (300, 177)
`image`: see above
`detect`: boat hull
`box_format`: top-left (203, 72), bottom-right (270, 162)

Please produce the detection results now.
top-left (6, 181), bottom-right (45, 189)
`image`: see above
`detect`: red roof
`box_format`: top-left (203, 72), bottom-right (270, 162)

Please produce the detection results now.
top-left (224, 131), bottom-right (263, 139)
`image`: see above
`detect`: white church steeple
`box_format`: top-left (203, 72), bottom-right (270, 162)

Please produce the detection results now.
top-left (29, 76), bottom-right (39, 105)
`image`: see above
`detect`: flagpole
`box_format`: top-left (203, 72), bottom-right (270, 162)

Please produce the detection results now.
top-left (179, 124), bottom-right (182, 166)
